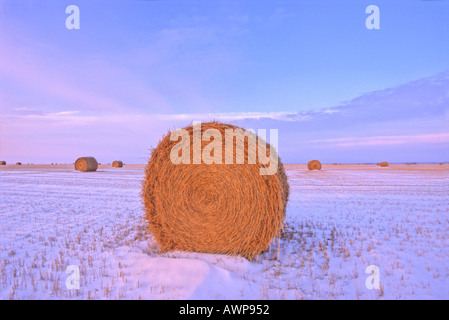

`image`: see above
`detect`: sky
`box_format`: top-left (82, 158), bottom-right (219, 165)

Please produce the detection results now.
top-left (0, 0), bottom-right (448, 164)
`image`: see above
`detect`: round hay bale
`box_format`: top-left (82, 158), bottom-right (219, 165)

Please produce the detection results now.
top-left (75, 157), bottom-right (98, 172)
top-left (142, 122), bottom-right (289, 260)
top-left (379, 161), bottom-right (389, 167)
top-left (307, 160), bottom-right (322, 170)
top-left (112, 160), bottom-right (123, 168)
top-left (0, 161), bottom-right (6, 165)
top-left (16, 162), bottom-right (22, 165)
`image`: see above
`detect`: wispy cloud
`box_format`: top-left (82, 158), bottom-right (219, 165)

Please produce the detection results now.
top-left (268, 7), bottom-right (296, 25)
top-left (308, 133), bottom-right (449, 147)
top-left (152, 111), bottom-right (313, 122)
top-left (6, 110), bottom-right (318, 124)
top-left (0, 48), bottom-right (129, 112)
top-left (0, 31), bottom-right (176, 114)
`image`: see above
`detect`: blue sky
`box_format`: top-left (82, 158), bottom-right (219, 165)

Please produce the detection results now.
top-left (0, 0), bottom-right (448, 163)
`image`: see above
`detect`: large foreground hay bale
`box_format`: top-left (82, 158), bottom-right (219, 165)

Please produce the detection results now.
top-left (307, 160), bottom-right (322, 170)
top-left (75, 157), bottom-right (98, 172)
top-left (112, 160), bottom-right (123, 168)
top-left (142, 122), bottom-right (289, 259)
top-left (0, 161), bottom-right (5, 165)
top-left (379, 161), bottom-right (389, 167)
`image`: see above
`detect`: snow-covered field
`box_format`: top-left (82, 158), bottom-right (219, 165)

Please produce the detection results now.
top-left (1, 164), bottom-right (448, 300)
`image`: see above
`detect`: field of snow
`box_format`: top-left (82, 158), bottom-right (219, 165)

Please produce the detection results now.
top-left (1, 163), bottom-right (448, 300)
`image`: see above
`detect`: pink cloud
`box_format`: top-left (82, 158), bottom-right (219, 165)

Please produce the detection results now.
top-left (308, 133), bottom-right (449, 147)
top-left (0, 36), bottom-right (172, 113)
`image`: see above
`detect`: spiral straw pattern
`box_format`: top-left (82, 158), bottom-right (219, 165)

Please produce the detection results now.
top-left (142, 122), bottom-right (289, 259)
top-left (75, 157), bottom-right (98, 172)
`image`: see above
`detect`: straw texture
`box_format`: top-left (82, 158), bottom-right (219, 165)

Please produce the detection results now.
top-left (307, 160), bottom-right (322, 170)
top-left (75, 157), bottom-right (98, 172)
top-left (142, 122), bottom-right (289, 260)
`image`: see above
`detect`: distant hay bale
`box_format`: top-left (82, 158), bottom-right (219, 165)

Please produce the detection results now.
top-left (307, 160), bottom-right (322, 170)
top-left (16, 162), bottom-right (22, 165)
top-left (0, 161), bottom-right (5, 165)
top-left (142, 122), bottom-right (290, 260)
top-left (75, 157), bottom-right (98, 172)
top-left (112, 160), bottom-right (123, 168)
top-left (379, 161), bottom-right (389, 167)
